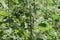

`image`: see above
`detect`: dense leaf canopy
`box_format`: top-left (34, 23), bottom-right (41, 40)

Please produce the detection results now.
top-left (0, 0), bottom-right (60, 40)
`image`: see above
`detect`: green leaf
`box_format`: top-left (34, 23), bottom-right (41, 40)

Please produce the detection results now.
top-left (14, 29), bottom-right (19, 33)
top-left (12, 0), bottom-right (18, 3)
top-left (0, 11), bottom-right (9, 16)
top-left (52, 14), bottom-right (59, 20)
top-left (38, 23), bottom-right (47, 27)
top-left (0, 0), bottom-right (8, 9)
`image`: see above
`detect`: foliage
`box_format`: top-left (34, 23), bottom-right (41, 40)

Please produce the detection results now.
top-left (0, 0), bottom-right (60, 40)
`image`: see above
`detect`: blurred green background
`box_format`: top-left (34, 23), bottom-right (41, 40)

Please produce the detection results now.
top-left (0, 0), bottom-right (60, 40)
